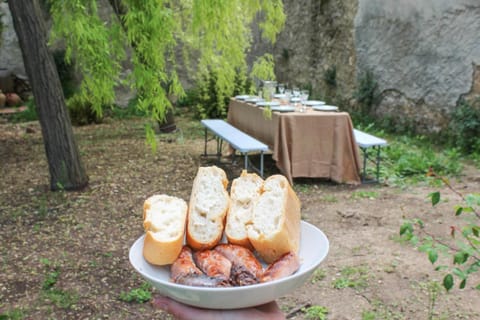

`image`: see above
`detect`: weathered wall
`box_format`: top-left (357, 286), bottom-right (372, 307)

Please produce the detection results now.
top-left (256, 0), bottom-right (480, 133)
top-left (0, 3), bottom-right (26, 77)
top-left (2, 1), bottom-right (480, 133)
top-left (355, 0), bottom-right (480, 132)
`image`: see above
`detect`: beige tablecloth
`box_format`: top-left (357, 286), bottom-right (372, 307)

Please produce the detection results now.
top-left (227, 99), bottom-right (362, 184)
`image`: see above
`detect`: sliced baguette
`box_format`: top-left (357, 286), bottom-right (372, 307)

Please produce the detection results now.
top-left (247, 174), bottom-right (301, 263)
top-left (186, 166), bottom-right (230, 250)
top-left (142, 194), bottom-right (188, 266)
top-left (225, 170), bottom-right (264, 249)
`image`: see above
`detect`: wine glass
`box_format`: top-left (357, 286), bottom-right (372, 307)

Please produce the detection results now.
top-left (278, 83), bottom-right (285, 94)
top-left (292, 87), bottom-right (300, 110)
top-left (300, 90), bottom-right (309, 112)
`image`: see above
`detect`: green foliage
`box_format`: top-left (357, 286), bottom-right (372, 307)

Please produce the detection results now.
top-left (119, 282), bottom-right (152, 303)
top-left (67, 95), bottom-right (103, 126)
top-left (302, 305), bottom-right (329, 320)
top-left (448, 99), bottom-right (480, 154)
top-left (52, 49), bottom-right (77, 99)
top-left (400, 175), bottom-right (480, 291)
top-left (47, 0), bottom-right (285, 129)
top-left (49, 0), bottom-right (124, 117)
top-left (355, 126), bottom-right (463, 185)
top-left (193, 68), bottom-right (254, 119)
top-left (323, 65), bottom-right (337, 87)
top-left (354, 70), bottom-right (378, 114)
top-left (332, 265), bottom-right (369, 289)
top-left (9, 98), bottom-right (38, 123)
top-left (0, 308), bottom-right (24, 320)
top-left (108, 97), bottom-right (149, 119)
top-left (40, 258), bottom-right (79, 309)
top-left (250, 53), bottom-right (277, 83)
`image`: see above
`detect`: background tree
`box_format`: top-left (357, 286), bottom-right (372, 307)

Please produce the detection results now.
top-left (8, 0), bottom-right (285, 191)
top-left (8, 0), bottom-right (88, 191)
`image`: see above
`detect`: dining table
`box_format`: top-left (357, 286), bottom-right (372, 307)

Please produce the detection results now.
top-left (226, 98), bottom-right (362, 185)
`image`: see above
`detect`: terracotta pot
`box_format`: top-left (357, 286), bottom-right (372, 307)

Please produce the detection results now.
top-left (0, 91), bottom-right (6, 108)
top-left (6, 93), bottom-right (22, 106)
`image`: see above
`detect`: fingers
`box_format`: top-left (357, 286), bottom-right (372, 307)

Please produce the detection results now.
top-left (151, 295), bottom-right (285, 320)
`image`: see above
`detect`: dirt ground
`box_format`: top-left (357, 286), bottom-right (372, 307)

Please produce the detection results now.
top-left (1, 115), bottom-right (479, 319)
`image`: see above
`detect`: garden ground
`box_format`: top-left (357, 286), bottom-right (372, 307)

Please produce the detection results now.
top-left (1, 114), bottom-right (479, 319)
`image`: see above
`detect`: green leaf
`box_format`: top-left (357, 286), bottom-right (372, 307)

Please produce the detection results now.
top-left (400, 222), bottom-right (413, 235)
top-left (429, 191), bottom-right (441, 206)
top-left (443, 274), bottom-right (454, 291)
top-left (459, 278), bottom-right (467, 289)
top-left (455, 207), bottom-right (463, 216)
top-left (472, 227), bottom-right (480, 237)
top-left (428, 249), bottom-right (438, 264)
top-left (453, 252), bottom-right (469, 265)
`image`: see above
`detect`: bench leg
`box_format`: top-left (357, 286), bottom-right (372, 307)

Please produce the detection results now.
top-left (360, 146), bottom-right (382, 184)
top-left (361, 147), bottom-right (368, 183)
top-left (203, 128), bottom-right (208, 156)
top-left (375, 146), bottom-right (381, 182)
top-left (260, 151), bottom-right (264, 178)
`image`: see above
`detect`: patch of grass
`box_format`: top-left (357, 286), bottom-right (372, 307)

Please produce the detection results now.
top-left (332, 265), bottom-right (370, 290)
top-left (302, 305), bottom-right (329, 320)
top-left (310, 268), bottom-right (327, 284)
top-left (351, 190), bottom-right (379, 200)
top-left (361, 299), bottom-right (405, 320)
top-left (119, 282), bottom-right (152, 303)
top-left (0, 307), bottom-right (25, 320)
top-left (321, 194), bottom-right (338, 203)
top-left (39, 258), bottom-right (79, 309)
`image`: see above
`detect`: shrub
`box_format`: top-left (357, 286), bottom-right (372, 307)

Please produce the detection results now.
top-left (400, 172), bottom-right (480, 291)
top-left (448, 99), bottom-right (480, 154)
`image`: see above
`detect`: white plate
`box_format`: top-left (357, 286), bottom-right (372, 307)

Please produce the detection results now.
top-left (245, 97), bottom-right (264, 103)
top-left (256, 101), bottom-right (281, 107)
top-left (313, 105), bottom-right (338, 112)
top-left (273, 93), bottom-right (286, 99)
top-left (129, 221), bottom-right (329, 309)
top-left (290, 97), bottom-right (301, 102)
top-left (304, 100), bottom-right (326, 106)
top-left (235, 95), bottom-right (250, 100)
top-left (271, 105), bottom-right (296, 112)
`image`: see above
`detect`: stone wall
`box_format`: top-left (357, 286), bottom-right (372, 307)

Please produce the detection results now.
top-left (250, 0), bottom-right (480, 133)
top-left (0, 3), bottom-right (26, 77)
top-left (2, 1), bottom-right (480, 133)
top-left (354, 0), bottom-right (480, 133)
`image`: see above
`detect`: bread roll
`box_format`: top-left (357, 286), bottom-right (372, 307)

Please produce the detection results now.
top-left (142, 194), bottom-right (188, 266)
top-left (186, 166), bottom-right (230, 250)
top-left (247, 174), bottom-right (301, 263)
top-left (225, 170), bottom-right (263, 249)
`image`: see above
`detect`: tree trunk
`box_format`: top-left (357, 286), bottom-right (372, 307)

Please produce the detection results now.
top-left (8, 0), bottom-right (89, 191)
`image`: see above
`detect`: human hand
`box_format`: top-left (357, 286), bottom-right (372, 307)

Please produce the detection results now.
top-left (151, 295), bottom-right (286, 320)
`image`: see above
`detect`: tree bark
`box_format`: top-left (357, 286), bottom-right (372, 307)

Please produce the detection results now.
top-left (8, 0), bottom-right (89, 191)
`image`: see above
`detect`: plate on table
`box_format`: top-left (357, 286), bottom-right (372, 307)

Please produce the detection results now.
top-left (304, 100), bottom-right (326, 106)
top-left (271, 105), bottom-right (296, 112)
top-left (290, 97), bottom-right (301, 103)
top-left (256, 101), bottom-right (281, 107)
top-left (235, 95), bottom-right (250, 100)
top-left (273, 93), bottom-right (286, 99)
top-left (313, 105), bottom-right (338, 112)
top-left (129, 221), bottom-right (329, 309)
top-left (245, 97), bottom-right (264, 103)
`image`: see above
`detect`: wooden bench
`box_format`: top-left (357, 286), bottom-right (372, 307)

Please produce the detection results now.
top-left (201, 119), bottom-right (269, 177)
top-left (353, 129), bottom-right (388, 183)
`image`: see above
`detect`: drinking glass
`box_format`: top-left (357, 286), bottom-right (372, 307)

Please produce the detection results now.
top-left (278, 83), bottom-right (285, 94)
top-left (300, 90), bottom-right (309, 112)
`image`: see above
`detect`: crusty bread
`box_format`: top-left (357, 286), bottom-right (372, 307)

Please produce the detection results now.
top-left (186, 166), bottom-right (230, 250)
top-left (225, 170), bottom-right (264, 249)
top-left (142, 194), bottom-right (188, 266)
top-left (247, 174), bottom-right (301, 263)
